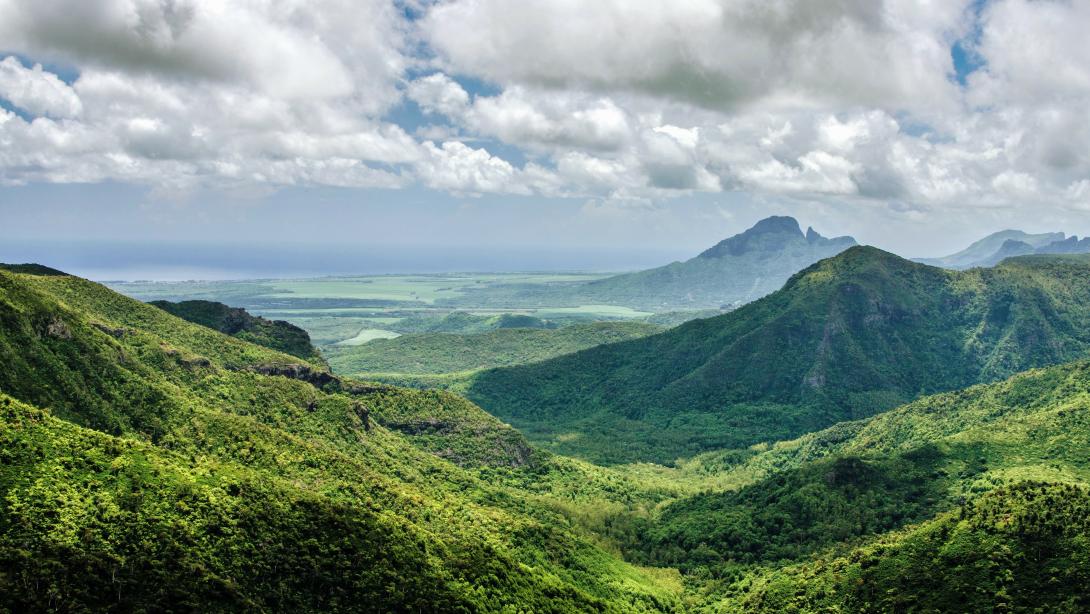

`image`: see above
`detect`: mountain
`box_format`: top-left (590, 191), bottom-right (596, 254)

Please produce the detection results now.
top-left (917, 229), bottom-right (1071, 269)
top-left (0, 265), bottom-right (682, 611)
top-left (442, 216), bottom-right (857, 311)
top-left (149, 299), bottom-right (324, 364)
top-left (1038, 235), bottom-right (1090, 254)
top-left (466, 248), bottom-right (1090, 464)
top-left (4, 261), bottom-right (1090, 611)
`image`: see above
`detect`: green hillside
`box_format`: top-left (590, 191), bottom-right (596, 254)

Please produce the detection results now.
top-left (636, 358), bottom-right (1090, 580)
top-left (325, 321), bottom-right (662, 383)
top-left (660, 357), bottom-right (1090, 611)
top-left (0, 266), bottom-right (683, 612)
top-left (150, 299), bottom-right (324, 364)
top-left (442, 216), bottom-right (857, 311)
top-left (720, 482), bottom-right (1090, 612)
top-left (467, 248), bottom-right (1090, 464)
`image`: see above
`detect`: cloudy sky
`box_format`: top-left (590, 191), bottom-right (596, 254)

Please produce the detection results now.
top-left (2, 0), bottom-right (1090, 272)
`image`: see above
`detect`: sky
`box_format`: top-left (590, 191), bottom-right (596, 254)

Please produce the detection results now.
top-left (2, 0), bottom-right (1090, 277)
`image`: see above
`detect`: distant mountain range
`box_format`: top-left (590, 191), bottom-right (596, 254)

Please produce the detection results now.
top-left (467, 247), bottom-right (1090, 464)
top-left (917, 229), bottom-right (1090, 269)
top-left (444, 216), bottom-right (857, 311)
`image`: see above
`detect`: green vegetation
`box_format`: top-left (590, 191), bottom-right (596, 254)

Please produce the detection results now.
top-left (716, 483), bottom-right (1090, 612)
top-left (107, 273), bottom-right (650, 346)
top-left (468, 248), bottom-right (1090, 464)
top-left (0, 266), bottom-right (682, 612)
top-left (626, 355), bottom-right (1090, 609)
top-left (150, 299), bottom-right (325, 363)
top-left (8, 259), bottom-right (1090, 612)
top-left (326, 321), bottom-right (662, 384)
top-left (391, 310), bottom-right (559, 334)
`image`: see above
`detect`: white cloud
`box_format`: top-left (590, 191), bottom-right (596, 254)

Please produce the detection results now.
top-left (0, 56), bottom-right (82, 118)
top-left (421, 0), bottom-right (969, 114)
top-left (0, 0), bottom-right (1088, 230)
top-left (415, 140), bottom-right (561, 196)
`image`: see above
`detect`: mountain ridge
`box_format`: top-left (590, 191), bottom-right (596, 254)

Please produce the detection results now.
top-left (466, 247), bottom-right (1090, 464)
top-left (441, 216), bottom-right (858, 311)
top-left (916, 229), bottom-right (1090, 269)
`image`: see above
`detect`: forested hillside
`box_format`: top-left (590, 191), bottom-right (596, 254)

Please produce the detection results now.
top-left (4, 262), bottom-right (1090, 611)
top-left (669, 357), bottom-right (1090, 611)
top-left (467, 248), bottom-right (1090, 464)
top-left (0, 266), bottom-right (682, 612)
top-left (150, 299), bottom-right (324, 364)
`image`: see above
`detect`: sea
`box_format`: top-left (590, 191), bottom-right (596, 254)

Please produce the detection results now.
top-left (0, 240), bottom-right (692, 281)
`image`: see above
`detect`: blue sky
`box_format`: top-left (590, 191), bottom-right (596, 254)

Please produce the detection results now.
top-left (2, 0), bottom-right (1089, 276)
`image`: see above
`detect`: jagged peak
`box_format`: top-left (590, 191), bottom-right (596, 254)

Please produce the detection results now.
top-left (698, 216), bottom-right (856, 259)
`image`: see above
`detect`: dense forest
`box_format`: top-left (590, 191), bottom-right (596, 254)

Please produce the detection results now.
top-left (467, 248), bottom-right (1090, 464)
top-left (3, 260), bottom-right (1090, 611)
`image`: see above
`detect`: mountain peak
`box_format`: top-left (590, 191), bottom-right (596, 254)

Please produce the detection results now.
top-left (750, 215), bottom-right (803, 235)
top-left (698, 216), bottom-right (803, 258)
top-left (698, 216), bottom-right (856, 259)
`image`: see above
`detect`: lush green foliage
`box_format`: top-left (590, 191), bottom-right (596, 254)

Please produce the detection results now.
top-left (717, 482), bottom-right (1090, 613)
top-left (631, 355), bottom-right (1090, 605)
top-left (325, 321), bottom-right (662, 382)
top-left (0, 267), bottom-right (682, 612)
top-left (468, 248), bottom-right (1090, 464)
top-left (150, 299), bottom-right (324, 363)
top-left (7, 261), bottom-right (1090, 612)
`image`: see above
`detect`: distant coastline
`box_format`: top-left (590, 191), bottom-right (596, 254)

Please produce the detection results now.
top-left (0, 240), bottom-right (688, 281)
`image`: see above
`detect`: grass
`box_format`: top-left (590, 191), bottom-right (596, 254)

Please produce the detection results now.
top-left (536, 304), bottom-right (655, 318)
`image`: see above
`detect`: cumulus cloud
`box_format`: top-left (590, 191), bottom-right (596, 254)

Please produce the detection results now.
top-left (421, 0), bottom-right (969, 114)
top-left (0, 57), bottom-right (82, 118)
top-left (0, 0), bottom-right (1088, 227)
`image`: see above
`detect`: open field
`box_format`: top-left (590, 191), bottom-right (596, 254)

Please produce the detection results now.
top-left (107, 272), bottom-right (676, 349)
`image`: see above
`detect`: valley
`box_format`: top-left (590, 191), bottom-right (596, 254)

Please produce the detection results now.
top-left (5, 222), bottom-right (1090, 612)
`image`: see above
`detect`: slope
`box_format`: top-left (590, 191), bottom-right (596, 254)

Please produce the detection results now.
top-left (442, 216), bottom-right (856, 311)
top-left (150, 299), bottom-right (324, 364)
top-left (658, 357), bottom-right (1090, 611)
top-left (0, 266), bottom-right (682, 612)
top-left (467, 248), bottom-right (1090, 464)
top-left (638, 357), bottom-right (1090, 576)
